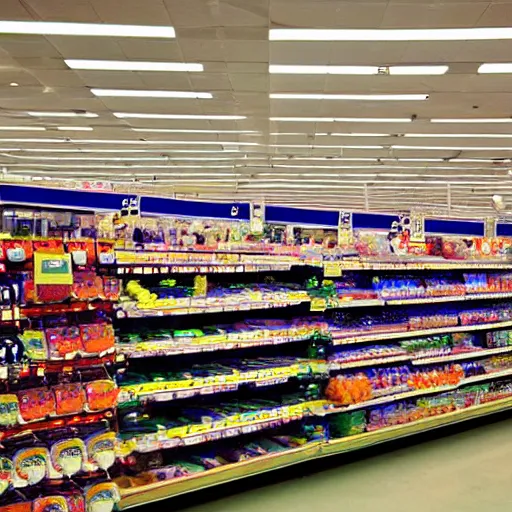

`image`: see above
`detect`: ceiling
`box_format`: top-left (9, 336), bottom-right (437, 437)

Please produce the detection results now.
top-left (1, 1), bottom-right (512, 216)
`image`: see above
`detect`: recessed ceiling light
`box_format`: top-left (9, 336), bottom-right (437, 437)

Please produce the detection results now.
top-left (269, 65), bottom-right (448, 75)
top-left (431, 118), bottom-right (512, 123)
top-left (91, 89), bottom-right (212, 99)
top-left (269, 27), bottom-right (512, 41)
top-left (114, 113), bottom-right (246, 120)
top-left (56, 127), bottom-right (93, 131)
top-left (27, 111), bottom-right (98, 118)
top-left (270, 93), bottom-right (429, 101)
top-left (269, 117), bottom-right (412, 123)
top-left (0, 126), bottom-right (45, 131)
top-left (132, 128), bottom-right (258, 134)
top-left (65, 59), bottom-right (201, 72)
top-left (0, 21), bottom-right (175, 38)
top-left (478, 63), bottom-right (512, 74)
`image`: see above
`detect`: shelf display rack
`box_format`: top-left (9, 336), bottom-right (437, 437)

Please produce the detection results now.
top-left (1, 185), bottom-right (512, 512)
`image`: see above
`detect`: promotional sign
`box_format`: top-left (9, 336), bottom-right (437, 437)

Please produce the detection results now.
top-left (34, 252), bottom-right (73, 285)
top-left (338, 211), bottom-right (353, 248)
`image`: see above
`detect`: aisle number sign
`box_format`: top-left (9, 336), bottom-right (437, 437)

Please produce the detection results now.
top-left (34, 252), bottom-right (73, 285)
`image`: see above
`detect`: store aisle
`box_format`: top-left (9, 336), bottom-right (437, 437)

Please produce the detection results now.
top-left (180, 418), bottom-right (512, 512)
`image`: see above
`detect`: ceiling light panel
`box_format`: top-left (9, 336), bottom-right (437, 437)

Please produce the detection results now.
top-left (27, 112), bottom-right (98, 118)
top-left (269, 65), bottom-right (448, 75)
top-left (56, 127), bottom-right (93, 131)
top-left (0, 126), bottom-right (46, 131)
top-left (0, 21), bottom-right (175, 38)
top-left (132, 129), bottom-right (258, 134)
top-left (270, 117), bottom-right (412, 123)
top-left (269, 27), bottom-right (512, 41)
top-left (270, 93), bottom-right (429, 101)
top-left (431, 118), bottom-right (512, 123)
top-left (114, 113), bottom-right (246, 120)
top-left (65, 60), bottom-right (201, 72)
top-left (91, 89), bottom-right (212, 99)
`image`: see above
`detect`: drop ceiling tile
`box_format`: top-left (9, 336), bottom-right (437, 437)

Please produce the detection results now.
top-left (476, 2), bottom-right (512, 26)
top-left (219, 0), bottom-right (269, 26)
top-left (89, 0), bottom-right (173, 25)
top-left (270, 1), bottom-right (387, 28)
top-left (380, 2), bottom-right (489, 27)
top-left (45, 37), bottom-right (125, 59)
top-left (29, 70), bottom-right (85, 87)
top-left (163, 0), bottom-right (216, 27)
top-left (25, 0), bottom-right (101, 21)
top-left (68, 70), bottom-right (146, 88)
top-left (0, 39), bottom-right (62, 58)
top-left (117, 40), bottom-right (183, 61)
top-left (0, 0), bottom-right (34, 19)
top-left (137, 73), bottom-right (192, 90)
top-left (230, 73), bottom-right (269, 92)
top-left (189, 73), bottom-right (232, 90)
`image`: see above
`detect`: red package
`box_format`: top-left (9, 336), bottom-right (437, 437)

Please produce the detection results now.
top-left (85, 380), bottom-right (119, 412)
top-left (46, 326), bottom-right (83, 358)
top-left (80, 323), bottom-right (115, 354)
top-left (17, 387), bottom-right (56, 422)
top-left (53, 383), bottom-right (86, 416)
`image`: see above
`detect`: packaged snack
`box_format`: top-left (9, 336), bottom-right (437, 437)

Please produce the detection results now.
top-left (85, 380), bottom-right (119, 412)
top-left (50, 438), bottom-right (86, 477)
top-left (17, 387), bottom-right (56, 422)
top-left (85, 482), bottom-right (120, 512)
top-left (33, 497), bottom-right (69, 512)
top-left (53, 383), bottom-right (86, 416)
top-left (0, 395), bottom-right (19, 426)
top-left (80, 324), bottom-right (115, 355)
top-left (46, 326), bottom-right (83, 359)
top-left (0, 457), bottom-right (13, 496)
top-left (86, 432), bottom-right (116, 471)
top-left (13, 447), bottom-right (49, 486)
top-left (18, 330), bottom-right (47, 360)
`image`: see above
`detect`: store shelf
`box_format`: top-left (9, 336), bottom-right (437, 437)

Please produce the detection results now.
top-left (110, 263), bottom-right (300, 275)
top-left (331, 319), bottom-right (512, 346)
top-left (117, 397), bottom-right (512, 509)
top-left (319, 395), bottom-right (512, 456)
top-left (117, 334), bottom-right (316, 359)
top-left (386, 292), bottom-right (512, 306)
top-left (119, 402), bottom-right (311, 455)
top-left (412, 346), bottom-right (512, 365)
top-left (324, 260), bottom-right (512, 272)
top-left (115, 298), bottom-right (310, 319)
top-left (329, 355), bottom-right (412, 370)
top-left (117, 442), bottom-right (322, 509)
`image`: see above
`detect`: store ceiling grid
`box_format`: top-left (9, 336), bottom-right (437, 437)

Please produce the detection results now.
top-left (0, 0), bottom-right (511, 214)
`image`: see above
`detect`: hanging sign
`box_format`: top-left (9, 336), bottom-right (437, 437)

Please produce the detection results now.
top-left (337, 211), bottom-right (353, 247)
top-left (485, 217), bottom-right (497, 238)
top-left (250, 202), bottom-right (265, 234)
top-left (409, 211), bottom-right (425, 243)
top-left (34, 252), bottom-right (73, 285)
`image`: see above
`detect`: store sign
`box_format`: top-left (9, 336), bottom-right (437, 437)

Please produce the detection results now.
top-left (338, 211), bottom-right (353, 247)
top-left (34, 252), bottom-right (73, 285)
top-left (250, 202), bottom-right (265, 234)
top-left (410, 211), bottom-right (425, 243)
top-left (485, 217), bottom-right (497, 238)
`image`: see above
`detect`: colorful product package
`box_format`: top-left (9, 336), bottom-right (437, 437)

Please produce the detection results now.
top-left (0, 395), bottom-right (20, 427)
top-left (80, 324), bottom-right (115, 355)
top-left (17, 387), bottom-right (56, 422)
top-left (13, 447), bottom-right (49, 486)
top-left (85, 381), bottom-right (119, 412)
top-left (85, 482), bottom-right (120, 512)
top-left (0, 457), bottom-right (13, 496)
top-left (50, 438), bottom-right (86, 477)
top-left (53, 383), bottom-right (86, 416)
top-left (46, 326), bottom-right (83, 359)
top-left (86, 432), bottom-right (116, 471)
top-left (18, 330), bottom-right (47, 360)
top-left (33, 496), bottom-right (69, 512)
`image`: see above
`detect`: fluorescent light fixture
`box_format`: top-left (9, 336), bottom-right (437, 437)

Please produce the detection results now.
top-left (405, 133), bottom-right (512, 138)
top-left (392, 145), bottom-right (512, 151)
top-left (27, 111), bottom-right (98, 118)
top-left (270, 93), bottom-right (429, 101)
top-left (56, 127), bottom-right (93, 131)
top-left (132, 128), bottom-right (258, 134)
top-left (478, 63), bottom-right (512, 74)
top-left (431, 118), bottom-right (512, 123)
top-left (271, 144), bottom-right (383, 149)
top-left (271, 157), bottom-right (379, 162)
top-left (65, 59), bottom-right (200, 72)
top-left (380, 158), bottom-right (445, 162)
top-left (114, 113), bottom-right (246, 120)
top-left (269, 27), bottom-right (512, 42)
top-left (91, 89), bottom-right (212, 99)
top-left (0, 126), bottom-right (45, 131)
top-left (0, 21), bottom-right (175, 38)
top-left (270, 117), bottom-right (412, 123)
top-left (0, 138), bottom-right (258, 146)
top-left (8, 148), bottom-right (241, 154)
top-left (328, 133), bottom-right (393, 137)
top-left (451, 158), bottom-right (511, 163)
top-left (269, 64), bottom-right (448, 75)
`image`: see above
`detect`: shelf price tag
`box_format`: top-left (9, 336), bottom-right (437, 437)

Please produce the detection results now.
top-left (310, 297), bottom-right (327, 312)
top-left (324, 262), bottom-right (342, 277)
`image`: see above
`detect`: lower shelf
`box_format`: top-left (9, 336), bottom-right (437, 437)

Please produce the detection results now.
top-left (117, 396), bottom-right (512, 509)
